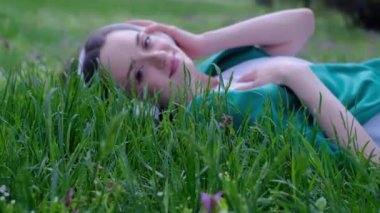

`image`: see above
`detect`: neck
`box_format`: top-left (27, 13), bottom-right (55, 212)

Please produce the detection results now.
top-left (199, 76), bottom-right (219, 91)
top-left (193, 71), bottom-right (220, 93)
top-left (210, 77), bottom-right (219, 90)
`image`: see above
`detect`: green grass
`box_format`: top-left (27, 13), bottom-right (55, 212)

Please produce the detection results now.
top-left (1, 0), bottom-right (380, 212)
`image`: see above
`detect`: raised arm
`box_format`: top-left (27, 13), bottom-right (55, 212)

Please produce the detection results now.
top-left (128, 8), bottom-right (315, 58)
top-left (237, 61), bottom-right (380, 163)
top-left (199, 8), bottom-right (315, 56)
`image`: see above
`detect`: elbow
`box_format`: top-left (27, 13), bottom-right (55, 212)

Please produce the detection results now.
top-left (298, 8), bottom-right (315, 39)
top-left (285, 8), bottom-right (315, 55)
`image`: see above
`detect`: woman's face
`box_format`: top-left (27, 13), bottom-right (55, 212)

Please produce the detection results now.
top-left (99, 29), bottom-right (205, 106)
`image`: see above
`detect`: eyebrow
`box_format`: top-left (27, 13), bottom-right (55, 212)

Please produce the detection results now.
top-left (136, 31), bottom-right (141, 48)
top-left (125, 32), bottom-right (140, 82)
top-left (126, 60), bottom-right (135, 81)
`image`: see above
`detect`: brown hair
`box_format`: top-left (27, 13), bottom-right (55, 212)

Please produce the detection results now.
top-left (64, 23), bottom-right (142, 84)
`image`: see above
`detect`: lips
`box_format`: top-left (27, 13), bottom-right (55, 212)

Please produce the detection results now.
top-left (169, 53), bottom-right (179, 78)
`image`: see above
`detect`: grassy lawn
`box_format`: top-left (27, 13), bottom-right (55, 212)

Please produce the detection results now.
top-left (0, 0), bottom-right (380, 212)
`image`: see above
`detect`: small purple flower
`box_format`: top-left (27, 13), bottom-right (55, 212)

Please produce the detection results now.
top-left (218, 114), bottom-right (233, 129)
top-left (200, 191), bottom-right (223, 213)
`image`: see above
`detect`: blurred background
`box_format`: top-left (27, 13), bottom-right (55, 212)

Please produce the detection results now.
top-left (0, 0), bottom-right (380, 72)
top-left (0, 1), bottom-right (380, 211)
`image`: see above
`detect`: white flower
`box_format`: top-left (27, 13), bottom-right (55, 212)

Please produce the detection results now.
top-left (315, 197), bottom-right (327, 211)
top-left (11, 199), bottom-right (15, 205)
top-left (0, 185), bottom-right (7, 194)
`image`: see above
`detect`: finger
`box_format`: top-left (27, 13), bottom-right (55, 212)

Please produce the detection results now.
top-left (144, 23), bottom-right (172, 34)
top-left (145, 24), bottom-right (181, 40)
top-left (234, 78), bottom-right (268, 90)
top-left (237, 70), bottom-right (258, 83)
top-left (233, 81), bottom-right (258, 90)
top-left (126, 19), bottom-right (156, 27)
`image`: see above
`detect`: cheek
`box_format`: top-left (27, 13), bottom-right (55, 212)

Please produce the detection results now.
top-left (143, 69), bottom-right (170, 91)
top-left (179, 54), bottom-right (195, 73)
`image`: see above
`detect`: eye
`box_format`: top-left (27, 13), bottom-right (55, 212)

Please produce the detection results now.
top-left (143, 36), bottom-right (151, 49)
top-left (135, 66), bottom-right (144, 82)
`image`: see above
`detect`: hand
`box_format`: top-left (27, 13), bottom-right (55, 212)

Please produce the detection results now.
top-left (127, 19), bottom-right (205, 59)
top-left (234, 60), bottom-right (301, 90)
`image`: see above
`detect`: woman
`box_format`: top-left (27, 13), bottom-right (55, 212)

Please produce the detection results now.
top-left (74, 8), bottom-right (380, 163)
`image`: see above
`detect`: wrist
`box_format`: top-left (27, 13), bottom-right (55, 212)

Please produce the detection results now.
top-left (280, 62), bottom-right (304, 85)
top-left (198, 30), bottom-right (222, 57)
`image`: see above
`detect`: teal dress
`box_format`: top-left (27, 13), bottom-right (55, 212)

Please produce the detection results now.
top-left (193, 46), bottom-right (380, 151)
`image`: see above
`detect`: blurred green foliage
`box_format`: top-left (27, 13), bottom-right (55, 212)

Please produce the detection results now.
top-left (0, 0), bottom-right (380, 212)
top-left (259, 0), bottom-right (380, 31)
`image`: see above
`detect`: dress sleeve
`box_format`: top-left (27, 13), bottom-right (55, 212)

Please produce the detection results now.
top-left (310, 59), bottom-right (380, 124)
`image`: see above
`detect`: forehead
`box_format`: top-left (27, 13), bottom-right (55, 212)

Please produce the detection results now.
top-left (99, 30), bottom-right (138, 84)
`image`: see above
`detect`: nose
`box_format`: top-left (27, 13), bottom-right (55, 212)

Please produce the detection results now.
top-left (140, 50), bottom-right (168, 70)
